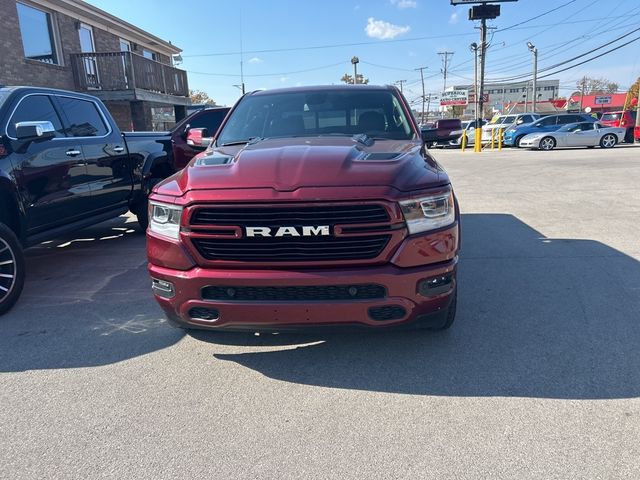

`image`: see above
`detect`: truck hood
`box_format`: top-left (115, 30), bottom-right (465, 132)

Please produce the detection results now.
top-left (156, 137), bottom-right (446, 196)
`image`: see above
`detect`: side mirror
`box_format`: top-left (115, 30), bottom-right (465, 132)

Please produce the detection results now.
top-left (15, 121), bottom-right (56, 141)
top-left (186, 128), bottom-right (211, 149)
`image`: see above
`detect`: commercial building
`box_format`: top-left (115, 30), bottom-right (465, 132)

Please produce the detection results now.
top-left (453, 79), bottom-right (560, 117)
top-left (0, 0), bottom-right (191, 130)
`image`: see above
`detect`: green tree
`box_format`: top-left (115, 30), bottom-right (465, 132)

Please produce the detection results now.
top-left (189, 89), bottom-right (216, 105)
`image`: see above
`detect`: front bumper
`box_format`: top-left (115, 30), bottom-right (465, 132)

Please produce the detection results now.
top-left (519, 137), bottom-right (540, 148)
top-left (149, 259), bottom-right (457, 331)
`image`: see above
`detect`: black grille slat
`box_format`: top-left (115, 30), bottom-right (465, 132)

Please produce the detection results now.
top-left (368, 305), bottom-right (407, 321)
top-left (193, 235), bottom-right (390, 262)
top-left (192, 205), bottom-right (390, 226)
top-left (202, 284), bottom-right (386, 302)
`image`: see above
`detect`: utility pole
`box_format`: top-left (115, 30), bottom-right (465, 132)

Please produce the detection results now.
top-left (478, 17), bottom-right (487, 139)
top-left (438, 51), bottom-right (455, 92)
top-left (395, 79), bottom-right (407, 93)
top-left (579, 77), bottom-right (586, 112)
top-left (415, 66), bottom-right (428, 124)
top-left (636, 94), bottom-right (640, 142)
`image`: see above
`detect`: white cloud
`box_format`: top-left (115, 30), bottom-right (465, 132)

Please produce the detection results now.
top-left (390, 0), bottom-right (417, 8)
top-left (449, 12), bottom-right (459, 24)
top-left (248, 57), bottom-right (263, 64)
top-left (365, 17), bottom-right (410, 40)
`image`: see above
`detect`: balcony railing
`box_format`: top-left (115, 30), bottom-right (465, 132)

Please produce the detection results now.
top-left (70, 51), bottom-right (189, 97)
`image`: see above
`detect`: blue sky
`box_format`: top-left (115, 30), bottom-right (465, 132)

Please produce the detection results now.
top-left (87, 0), bottom-right (640, 107)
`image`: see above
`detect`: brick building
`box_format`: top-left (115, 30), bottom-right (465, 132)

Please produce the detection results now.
top-left (0, 0), bottom-right (191, 130)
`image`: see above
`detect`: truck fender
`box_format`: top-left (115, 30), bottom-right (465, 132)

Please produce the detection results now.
top-left (142, 152), bottom-right (173, 180)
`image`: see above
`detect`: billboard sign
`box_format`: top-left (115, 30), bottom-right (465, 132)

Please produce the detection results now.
top-left (441, 90), bottom-right (469, 106)
top-left (594, 95), bottom-right (612, 105)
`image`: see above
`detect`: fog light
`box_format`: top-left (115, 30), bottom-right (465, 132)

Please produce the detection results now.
top-left (418, 274), bottom-right (454, 297)
top-left (151, 278), bottom-right (175, 298)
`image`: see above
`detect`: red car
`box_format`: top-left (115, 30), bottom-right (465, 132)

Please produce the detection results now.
top-left (599, 110), bottom-right (637, 143)
top-left (147, 85), bottom-right (459, 331)
top-left (635, 125), bottom-right (640, 143)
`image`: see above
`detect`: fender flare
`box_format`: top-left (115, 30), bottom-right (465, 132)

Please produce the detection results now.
top-left (141, 151), bottom-right (172, 179)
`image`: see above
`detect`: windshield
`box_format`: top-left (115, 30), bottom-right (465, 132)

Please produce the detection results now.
top-left (217, 89), bottom-right (415, 145)
top-left (600, 113), bottom-right (619, 121)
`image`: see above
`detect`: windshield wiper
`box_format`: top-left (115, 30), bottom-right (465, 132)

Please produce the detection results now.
top-left (219, 137), bottom-right (264, 147)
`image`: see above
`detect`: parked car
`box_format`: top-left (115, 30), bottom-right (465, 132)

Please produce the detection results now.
top-left (503, 113), bottom-right (597, 147)
top-left (482, 113), bottom-right (539, 144)
top-left (519, 121), bottom-right (625, 150)
top-left (420, 118), bottom-right (463, 146)
top-left (147, 85), bottom-right (460, 331)
top-left (0, 86), bottom-right (178, 314)
top-left (449, 119), bottom-right (486, 147)
top-left (635, 125), bottom-right (640, 143)
top-left (599, 110), bottom-right (637, 143)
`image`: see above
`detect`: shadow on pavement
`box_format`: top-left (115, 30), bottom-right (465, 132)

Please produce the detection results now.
top-left (0, 216), bottom-right (184, 372)
top-left (197, 214), bottom-right (640, 399)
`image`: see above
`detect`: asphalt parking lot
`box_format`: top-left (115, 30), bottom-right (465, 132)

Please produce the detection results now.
top-left (1, 144), bottom-right (639, 479)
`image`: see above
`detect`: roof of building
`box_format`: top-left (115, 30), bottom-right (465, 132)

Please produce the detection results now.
top-left (44, 0), bottom-right (181, 55)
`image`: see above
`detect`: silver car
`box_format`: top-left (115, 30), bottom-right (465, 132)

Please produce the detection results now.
top-left (519, 122), bottom-right (626, 151)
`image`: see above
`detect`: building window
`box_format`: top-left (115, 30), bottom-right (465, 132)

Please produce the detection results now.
top-left (142, 49), bottom-right (157, 61)
top-left (16, 2), bottom-right (59, 65)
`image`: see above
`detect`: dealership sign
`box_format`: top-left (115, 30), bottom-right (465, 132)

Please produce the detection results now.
top-left (440, 90), bottom-right (469, 106)
top-left (594, 95), bottom-right (612, 105)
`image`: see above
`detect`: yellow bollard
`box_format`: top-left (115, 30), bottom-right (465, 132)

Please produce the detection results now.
top-left (474, 127), bottom-right (482, 152)
top-left (490, 128), bottom-right (495, 150)
top-left (498, 128), bottom-right (503, 151)
top-left (461, 130), bottom-right (467, 152)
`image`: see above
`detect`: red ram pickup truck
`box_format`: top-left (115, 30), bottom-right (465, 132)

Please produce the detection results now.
top-left (147, 85), bottom-right (459, 331)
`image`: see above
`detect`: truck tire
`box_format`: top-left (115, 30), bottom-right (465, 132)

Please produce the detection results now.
top-left (414, 291), bottom-right (457, 331)
top-left (0, 223), bottom-right (25, 315)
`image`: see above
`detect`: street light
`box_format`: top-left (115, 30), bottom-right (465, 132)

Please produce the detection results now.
top-left (470, 42), bottom-right (479, 120)
top-left (527, 41), bottom-right (538, 112)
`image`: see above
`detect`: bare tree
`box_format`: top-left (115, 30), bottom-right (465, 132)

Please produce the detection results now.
top-left (340, 73), bottom-right (369, 85)
top-left (189, 89), bottom-right (217, 105)
top-left (576, 76), bottom-right (619, 95)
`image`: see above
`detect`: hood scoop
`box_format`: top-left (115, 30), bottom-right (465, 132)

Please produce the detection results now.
top-left (361, 152), bottom-right (403, 161)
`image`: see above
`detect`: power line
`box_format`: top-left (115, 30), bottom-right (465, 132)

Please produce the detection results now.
top-left (187, 61), bottom-right (345, 78)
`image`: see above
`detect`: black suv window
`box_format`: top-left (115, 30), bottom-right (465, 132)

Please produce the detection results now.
top-left (558, 115), bottom-right (584, 124)
top-left (7, 94), bottom-right (64, 138)
top-left (536, 116), bottom-right (557, 127)
top-left (186, 110), bottom-right (228, 136)
top-left (57, 96), bottom-right (108, 137)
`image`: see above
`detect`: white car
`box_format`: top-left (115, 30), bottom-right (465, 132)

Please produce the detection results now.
top-left (450, 120), bottom-right (485, 147)
top-left (519, 122), bottom-right (626, 150)
top-left (481, 113), bottom-right (539, 144)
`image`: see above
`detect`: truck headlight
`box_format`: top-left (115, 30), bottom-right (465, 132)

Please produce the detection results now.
top-left (149, 201), bottom-right (183, 239)
top-left (399, 189), bottom-right (456, 234)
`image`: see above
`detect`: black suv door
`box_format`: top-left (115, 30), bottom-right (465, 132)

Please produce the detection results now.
top-left (6, 94), bottom-right (91, 234)
top-left (55, 95), bottom-right (131, 214)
